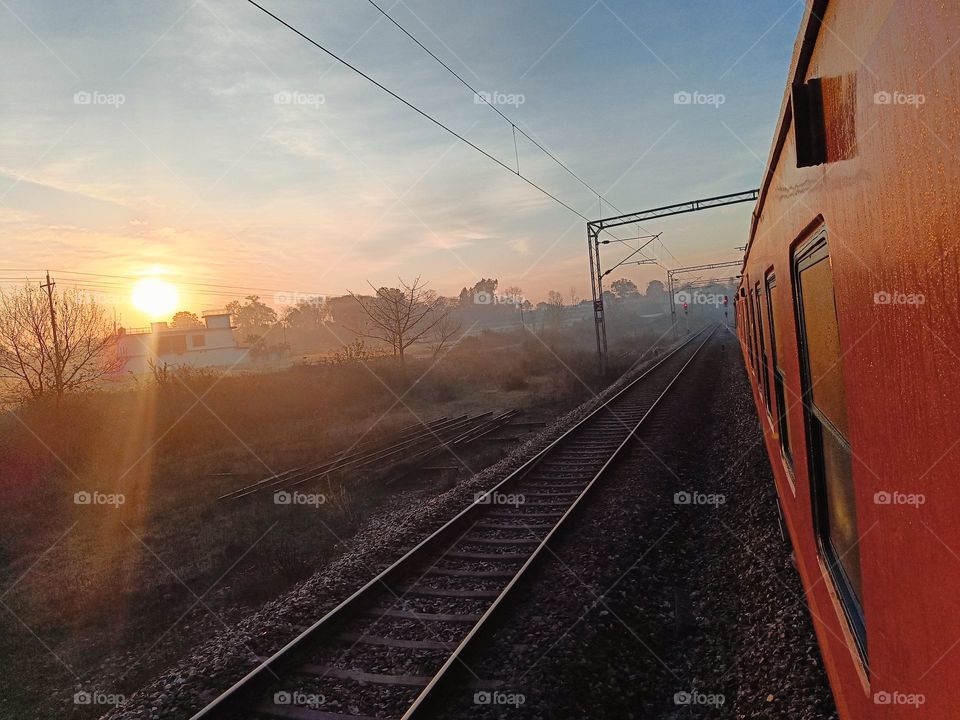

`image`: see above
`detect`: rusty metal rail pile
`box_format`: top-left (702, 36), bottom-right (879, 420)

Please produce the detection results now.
top-left (219, 411), bottom-right (519, 502)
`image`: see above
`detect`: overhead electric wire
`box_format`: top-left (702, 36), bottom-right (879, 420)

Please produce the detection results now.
top-left (0, 277), bottom-right (295, 304)
top-left (658, 238), bottom-right (682, 268)
top-left (362, 0), bottom-right (625, 214)
top-left (7, 2), bottom-right (682, 303)
top-left (359, 0), bottom-right (681, 263)
top-left (0, 268), bottom-right (330, 297)
top-left (242, 0), bottom-right (648, 248)
top-left (359, 0), bottom-right (691, 269)
top-left (243, 0), bottom-right (590, 220)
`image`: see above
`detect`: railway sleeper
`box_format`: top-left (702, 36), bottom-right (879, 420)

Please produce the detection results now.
top-left (255, 700), bottom-right (377, 720)
top-left (515, 492), bottom-right (580, 499)
top-left (510, 499), bottom-right (574, 506)
top-left (336, 632), bottom-right (456, 651)
top-left (394, 585), bottom-right (500, 599)
top-left (462, 535), bottom-right (541, 545)
top-left (539, 462), bottom-right (604, 471)
top-left (295, 664), bottom-right (431, 687)
top-left (290, 665), bottom-right (506, 691)
top-left (363, 607), bottom-right (481, 623)
top-left (443, 550), bottom-right (528, 561)
top-left (519, 478), bottom-right (586, 496)
top-left (473, 521), bottom-right (554, 530)
top-left (425, 567), bottom-right (516, 579)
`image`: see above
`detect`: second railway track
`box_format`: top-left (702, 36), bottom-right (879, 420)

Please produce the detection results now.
top-left (191, 324), bottom-right (719, 720)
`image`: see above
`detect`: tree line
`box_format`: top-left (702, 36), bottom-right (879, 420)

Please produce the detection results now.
top-left (0, 274), bottom-right (673, 404)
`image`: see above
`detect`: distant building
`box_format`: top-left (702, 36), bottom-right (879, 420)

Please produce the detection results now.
top-left (117, 310), bottom-right (249, 374)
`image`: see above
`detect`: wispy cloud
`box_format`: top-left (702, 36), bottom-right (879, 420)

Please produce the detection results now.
top-left (0, 0), bottom-right (803, 319)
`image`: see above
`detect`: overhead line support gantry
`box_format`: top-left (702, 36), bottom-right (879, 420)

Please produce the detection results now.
top-left (586, 189), bottom-right (759, 373)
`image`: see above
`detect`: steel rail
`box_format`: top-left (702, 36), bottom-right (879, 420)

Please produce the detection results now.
top-left (403, 323), bottom-right (717, 717)
top-left (221, 415), bottom-right (480, 500)
top-left (190, 323), bottom-right (716, 720)
top-left (217, 416), bottom-right (459, 500)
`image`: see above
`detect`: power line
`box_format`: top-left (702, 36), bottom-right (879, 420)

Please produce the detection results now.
top-left (0, 269), bottom-right (330, 297)
top-left (658, 237), bottom-right (682, 268)
top-left (362, 0), bottom-right (625, 214)
top-left (0, 279), bottom-right (260, 303)
top-left (0, 277), bottom-right (310, 304)
top-left (243, 0), bottom-right (635, 244)
top-left (360, 0), bottom-right (682, 264)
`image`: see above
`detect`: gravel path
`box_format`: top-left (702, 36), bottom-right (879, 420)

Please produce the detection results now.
top-left (434, 328), bottom-right (838, 719)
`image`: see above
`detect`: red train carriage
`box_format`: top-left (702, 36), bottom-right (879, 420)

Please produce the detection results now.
top-left (737, 1), bottom-right (960, 718)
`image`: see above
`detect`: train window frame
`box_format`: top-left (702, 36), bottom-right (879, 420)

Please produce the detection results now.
top-left (752, 289), bottom-right (763, 378)
top-left (742, 286), bottom-right (753, 368)
top-left (739, 288), bottom-right (751, 364)
top-left (737, 290), bottom-right (747, 348)
top-left (755, 281), bottom-right (773, 418)
top-left (765, 272), bottom-right (794, 474)
top-left (746, 280), bottom-right (761, 373)
top-left (792, 228), bottom-right (867, 666)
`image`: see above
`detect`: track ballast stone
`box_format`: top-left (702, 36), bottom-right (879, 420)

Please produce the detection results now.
top-left (102, 340), bottom-right (689, 720)
top-left (433, 329), bottom-right (838, 719)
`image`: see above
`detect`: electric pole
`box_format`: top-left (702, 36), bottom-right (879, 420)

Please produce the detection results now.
top-left (41, 271), bottom-right (63, 399)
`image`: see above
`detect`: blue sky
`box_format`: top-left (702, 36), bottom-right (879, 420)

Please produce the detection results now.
top-left (0, 0), bottom-right (804, 320)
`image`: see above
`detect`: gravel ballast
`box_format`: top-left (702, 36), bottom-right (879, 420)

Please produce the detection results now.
top-left (433, 327), bottom-right (838, 719)
top-left (102, 338), bottom-right (691, 720)
top-left (103, 329), bottom-right (836, 719)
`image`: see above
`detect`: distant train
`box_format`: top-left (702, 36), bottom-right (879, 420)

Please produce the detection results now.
top-left (737, 1), bottom-right (960, 718)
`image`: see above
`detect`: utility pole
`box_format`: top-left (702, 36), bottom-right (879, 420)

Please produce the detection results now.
top-left (41, 271), bottom-right (63, 398)
top-left (586, 225), bottom-right (605, 374)
top-left (667, 271), bottom-right (676, 338)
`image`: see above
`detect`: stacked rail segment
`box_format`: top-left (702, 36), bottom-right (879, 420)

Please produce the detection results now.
top-left (219, 411), bottom-right (519, 502)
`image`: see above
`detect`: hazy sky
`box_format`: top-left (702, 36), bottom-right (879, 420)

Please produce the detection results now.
top-left (0, 0), bottom-right (803, 323)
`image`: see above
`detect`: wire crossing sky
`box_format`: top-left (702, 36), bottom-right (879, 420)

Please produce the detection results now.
top-left (0, 0), bottom-right (803, 322)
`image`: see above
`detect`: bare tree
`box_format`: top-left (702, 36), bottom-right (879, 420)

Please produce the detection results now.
top-left (501, 286), bottom-right (523, 305)
top-left (543, 290), bottom-right (566, 329)
top-left (426, 298), bottom-right (463, 358)
top-left (0, 283), bottom-right (122, 403)
top-left (349, 276), bottom-right (453, 361)
top-left (500, 285), bottom-right (526, 328)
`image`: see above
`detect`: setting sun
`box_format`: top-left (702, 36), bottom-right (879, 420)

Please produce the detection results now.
top-left (131, 278), bottom-right (178, 318)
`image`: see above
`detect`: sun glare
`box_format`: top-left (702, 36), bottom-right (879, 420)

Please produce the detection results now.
top-left (131, 278), bottom-right (178, 318)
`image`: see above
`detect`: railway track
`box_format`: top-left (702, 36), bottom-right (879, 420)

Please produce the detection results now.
top-left (220, 411), bottom-right (519, 502)
top-left (192, 324), bottom-right (718, 720)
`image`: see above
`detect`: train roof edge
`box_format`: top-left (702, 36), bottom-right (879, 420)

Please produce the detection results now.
top-left (741, 0), bottom-right (829, 286)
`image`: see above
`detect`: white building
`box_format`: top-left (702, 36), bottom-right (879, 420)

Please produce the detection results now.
top-left (118, 311), bottom-right (249, 374)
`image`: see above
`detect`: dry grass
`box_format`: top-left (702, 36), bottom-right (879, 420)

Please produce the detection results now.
top-left (0, 320), bottom-right (667, 719)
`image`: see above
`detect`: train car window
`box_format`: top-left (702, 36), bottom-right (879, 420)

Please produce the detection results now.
top-left (747, 284), bottom-right (760, 372)
top-left (752, 290), bottom-right (763, 376)
top-left (799, 262), bottom-right (848, 436)
top-left (742, 288), bottom-right (754, 367)
top-left (739, 288), bottom-right (751, 362)
top-left (792, 78), bottom-right (827, 167)
top-left (794, 230), bottom-right (865, 661)
top-left (755, 283), bottom-right (773, 417)
top-left (733, 295), bottom-right (744, 343)
top-left (765, 274), bottom-right (793, 465)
